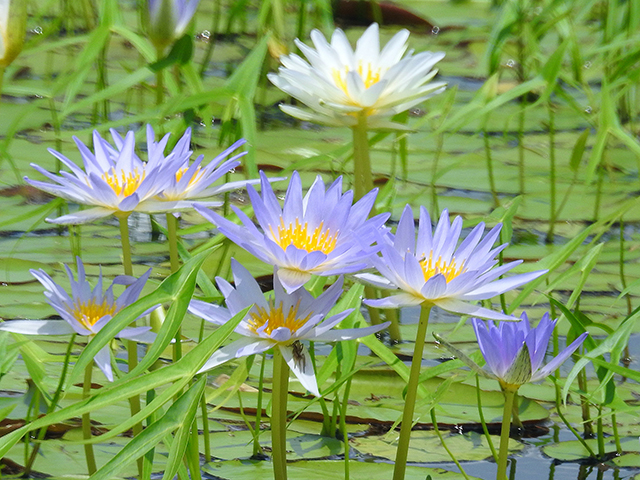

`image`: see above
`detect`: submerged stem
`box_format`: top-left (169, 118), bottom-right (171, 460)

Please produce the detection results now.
top-left (497, 387), bottom-right (516, 480)
top-left (392, 304), bottom-right (432, 480)
top-left (271, 348), bottom-right (289, 480)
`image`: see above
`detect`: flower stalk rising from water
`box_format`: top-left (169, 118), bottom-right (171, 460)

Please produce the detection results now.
top-left (359, 205), bottom-right (546, 480)
top-left (0, 257), bottom-right (156, 381)
top-left (437, 312), bottom-right (588, 480)
top-left (189, 259), bottom-right (388, 480)
top-left (196, 171), bottom-right (389, 293)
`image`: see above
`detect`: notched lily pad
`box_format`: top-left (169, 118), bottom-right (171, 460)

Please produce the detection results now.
top-left (0, 258), bottom-right (52, 284)
top-left (542, 437), bottom-right (640, 462)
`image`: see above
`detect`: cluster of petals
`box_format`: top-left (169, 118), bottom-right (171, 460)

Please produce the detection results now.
top-left (268, 23), bottom-right (446, 129)
top-left (0, 258), bottom-right (156, 381)
top-left (196, 170), bottom-right (389, 293)
top-left (361, 205), bottom-right (546, 320)
top-left (26, 125), bottom-right (246, 225)
top-left (472, 312), bottom-right (588, 390)
top-left (147, 0), bottom-right (201, 50)
top-left (188, 259), bottom-right (389, 396)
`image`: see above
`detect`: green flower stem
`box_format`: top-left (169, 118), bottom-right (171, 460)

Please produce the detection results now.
top-left (430, 409), bottom-right (470, 480)
top-left (497, 386), bottom-right (516, 480)
top-left (253, 353), bottom-right (267, 457)
top-left (82, 364), bottom-right (97, 475)
top-left (340, 378), bottom-right (353, 480)
top-left (118, 216), bottom-right (134, 277)
top-left (351, 113), bottom-right (373, 201)
top-left (156, 46), bottom-right (165, 107)
top-left (475, 375), bottom-right (498, 463)
top-left (24, 334), bottom-right (76, 475)
top-left (271, 348), bottom-right (289, 480)
top-left (188, 417), bottom-right (203, 480)
top-left (118, 215), bottom-right (143, 476)
top-left (546, 102), bottom-right (557, 243)
top-left (166, 213), bottom-right (183, 362)
top-left (392, 304), bottom-right (432, 480)
top-left (483, 128), bottom-right (499, 209)
top-left (0, 66), bottom-right (5, 98)
top-left (517, 105), bottom-right (526, 195)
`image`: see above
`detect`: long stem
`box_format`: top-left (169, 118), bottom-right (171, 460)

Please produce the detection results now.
top-left (118, 215), bottom-right (143, 476)
top-left (156, 46), bottom-right (165, 106)
top-left (24, 334), bottom-right (77, 475)
top-left (483, 128), bottom-right (500, 209)
top-left (188, 416), bottom-right (203, 480)
top-left (392, 304), bottom-right (432, 480)
top-left (351, 113), bottom-right (373, 201)
top-left (546, 102), bottom-right (557, 243)
top-left (497, 387), bottom-right (516, 480)
top-left (166, 213), bottom-right (183, 362)
top-left (82, 364), bottom-right (97, 475)
top-left (430, 409), bottom-right (470, 480)
top-left (253, 353), bottom-right (267, 457)
top-left (271, 348), bottom-right (289, 480)
top-left (340, 378), bottom-right (353, 480)
top-left (476, 375), bottom-right (498, 463)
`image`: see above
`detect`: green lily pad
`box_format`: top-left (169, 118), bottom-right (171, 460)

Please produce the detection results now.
top-left (203, 458), bottom-right (481, 480)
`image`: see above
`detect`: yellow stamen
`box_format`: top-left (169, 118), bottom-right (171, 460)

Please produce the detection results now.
top-left (71, 299), bottom-right (117, 330)
top-left (247, 300), bottom-right (312, 337)
top-left (102, 168), bottom-right (146, 196)
top-left (270, 218), bottom-right (339, 254)
top-left (175, 165), bottom-right (204, 187)
top-left (332, 61), bottom-right (382, 95)
top-left (420, 252), bottom-right (466, 283)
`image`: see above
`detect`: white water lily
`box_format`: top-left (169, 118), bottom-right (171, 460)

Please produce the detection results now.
top-left (268, 23), bottom-right (446, 129)
top-left (0, 258), bottom-right (157, 381)
top-left (0, 0), bottom-right (27, 67)
top-left (188, 259), bottom-right (389, 396)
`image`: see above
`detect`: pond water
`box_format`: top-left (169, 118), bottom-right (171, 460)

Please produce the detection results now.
top-left (0, 1), bottom-right (640, 479)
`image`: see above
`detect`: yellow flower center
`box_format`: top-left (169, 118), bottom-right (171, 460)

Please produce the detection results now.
top-left (102, 168), bottom-right (146, 196)
top-left (271, 218), bottom-right (339, 254)
top-left (175, 165), bottom-right (204, 187)
top-left (70, 299), bottom-right (117, 330)
top-left (332, 61), bottom-right (382, 94)
top-left (420, 253), bottom-right (467, 282)
top-left (247, 300), bottom-right (311, 337)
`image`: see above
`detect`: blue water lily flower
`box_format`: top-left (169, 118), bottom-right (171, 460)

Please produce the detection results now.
top-left (188, 259), bottom-right (389, 396)
top-left (471, 312), bottom-right (588, 390)
top-left (26, 126), bottom-right (245, 224)
top-left (0, 258), bottom-right (157, 381)
top-left (195, 171), bottom-right (390, 293)
top-left (361, 205), bottom-right (546, 320)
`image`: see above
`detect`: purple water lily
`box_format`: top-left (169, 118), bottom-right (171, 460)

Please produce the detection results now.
top-left (472, 312), bottom-right (588, 390)
top-left (195, 171), bottom-right (389, 293)
top-left (361, 205), bottom-right (546, 320)
top-left (188, 259), bottom-right (389, 396)
top-left (0, 258), bottom-right (156, 381)
top-left (26, 125), bottom-right (245, 224)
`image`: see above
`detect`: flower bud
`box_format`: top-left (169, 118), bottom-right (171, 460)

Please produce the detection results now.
top-left (0, 1), bottom-right (27, 67)
top-left (146, 0), bottom-right (200, 53)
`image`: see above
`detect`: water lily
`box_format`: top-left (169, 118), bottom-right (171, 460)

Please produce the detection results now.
top-left (471, 312), bottom-right (588, 390)
top-left (195, 171), bottom-right (389, 293)
top-left (268, 23), bottom-right (446, 129)
top-left (0, 258), bottom-right (156, 381)
top-left (0, 0), bottom-right (27, 67)
top-left (25, 125), bottom-right (244, 224)
top-left (188, 259), bottom-right (388, 396)
top-left (361, 205), bottom-right (546, 320)
top-left (147, 0), bottom-right (201, 52)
